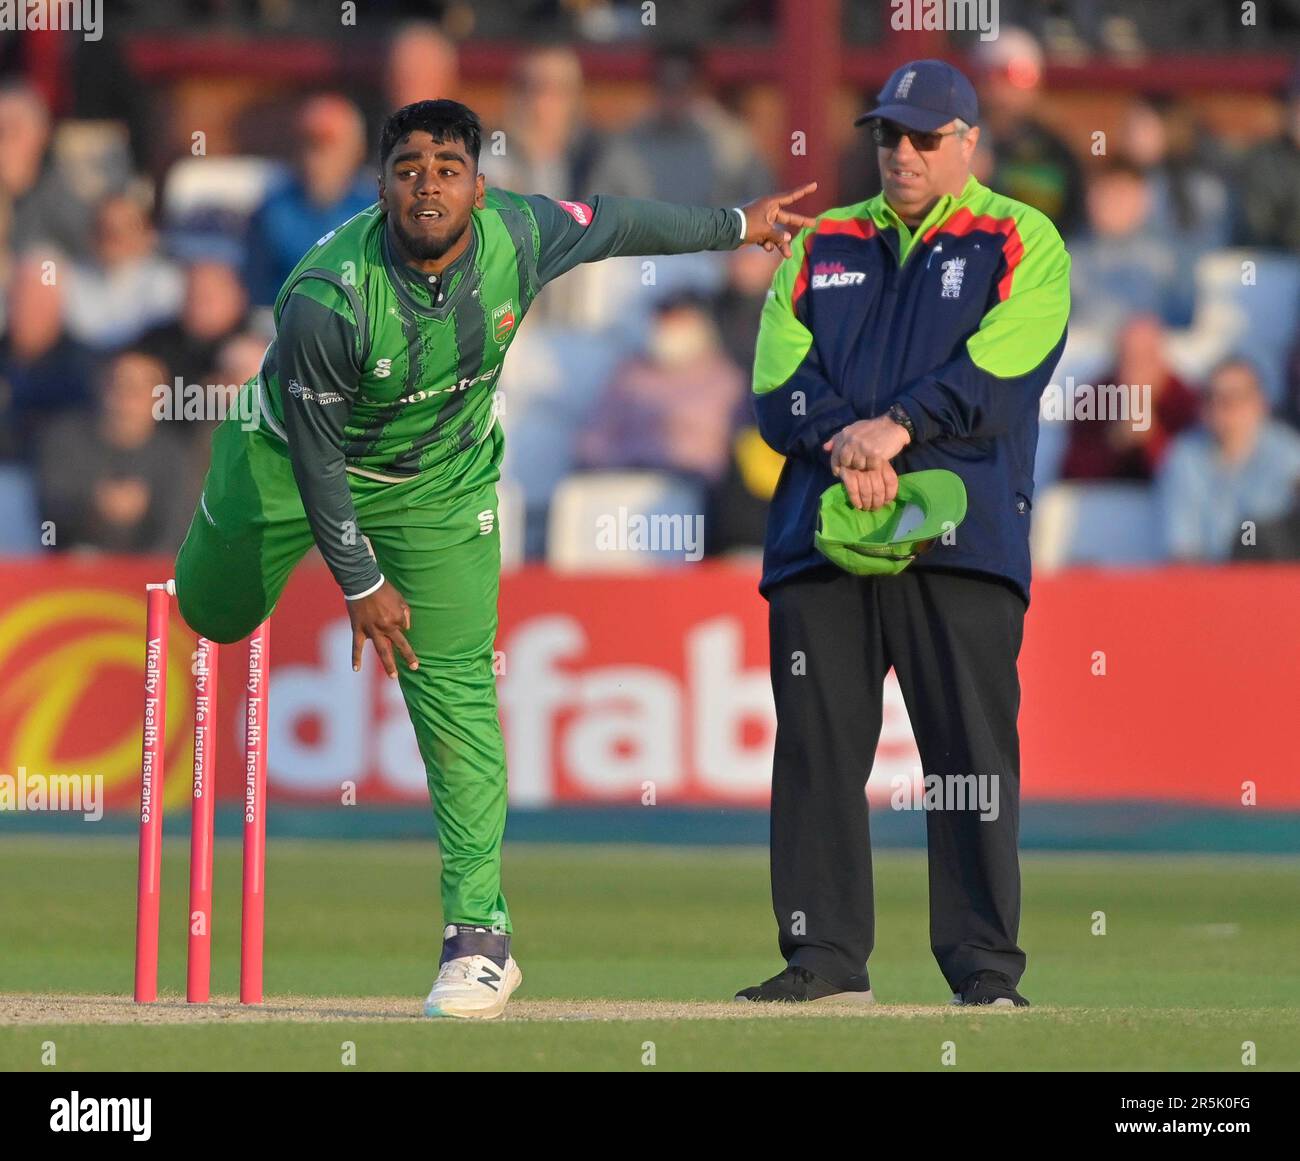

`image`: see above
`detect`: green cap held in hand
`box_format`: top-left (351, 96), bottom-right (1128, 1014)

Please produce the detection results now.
top-left (814, 469), bottom-right (969, 576)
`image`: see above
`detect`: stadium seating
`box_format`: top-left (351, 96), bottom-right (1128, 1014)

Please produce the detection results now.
top-left (1030, 481), bottom-right (1165, 570)
top-left (160, 154), bottom-right (282, 240)
top-left (1166, 249), bottom-right (1300, 406)
top-left (547, 471), bottom-right (705, 570)
top-left (0, 466), bottom-right (43, 554)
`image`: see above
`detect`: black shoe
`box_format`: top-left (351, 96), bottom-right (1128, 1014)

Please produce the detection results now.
top-left (734, 965), bottom-right (874, 1005)
top-left (951, 970), bottom-right (1030, 1008)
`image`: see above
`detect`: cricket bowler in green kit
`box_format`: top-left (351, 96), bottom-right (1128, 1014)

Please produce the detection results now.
top-left (173, 99), bottom-right (816, 1018)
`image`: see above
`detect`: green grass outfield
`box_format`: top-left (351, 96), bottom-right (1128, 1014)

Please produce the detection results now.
top-left (1, 838), bottom-right (1297, 1071)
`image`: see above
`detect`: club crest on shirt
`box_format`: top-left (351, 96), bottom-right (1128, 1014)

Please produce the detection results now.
top-left (492, 299), bottom-right (516, 345)
top-left (940, 256), bottom-right (966, 299)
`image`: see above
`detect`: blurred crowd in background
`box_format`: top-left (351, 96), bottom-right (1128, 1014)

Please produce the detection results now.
top-left (22, 0), bottom-right (1300, 51)
top-left (2, 12), bottom-right (1300, 570)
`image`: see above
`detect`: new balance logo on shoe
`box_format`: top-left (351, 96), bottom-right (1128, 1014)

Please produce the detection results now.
top-left (425, 953), bottom-right (522, 1019)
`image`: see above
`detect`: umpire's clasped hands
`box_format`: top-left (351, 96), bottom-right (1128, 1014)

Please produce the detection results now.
top-left (823, 416), bottom-right (913, 511)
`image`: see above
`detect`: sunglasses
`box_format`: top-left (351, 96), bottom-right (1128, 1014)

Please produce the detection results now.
top-left (870, 121), bottom-right (961, 151)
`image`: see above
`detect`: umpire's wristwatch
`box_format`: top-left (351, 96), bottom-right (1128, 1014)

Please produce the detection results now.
top-left (886, 402), bottom-right (916, 444)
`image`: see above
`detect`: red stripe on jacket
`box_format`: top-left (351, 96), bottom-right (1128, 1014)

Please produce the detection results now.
top-left (792, 216), bottom-right (878, 313)
top-left (922, 208), bottom-right (1024, 301)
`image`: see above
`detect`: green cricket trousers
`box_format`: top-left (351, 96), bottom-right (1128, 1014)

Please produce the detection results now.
top-left (174, 409), bottom-right (511, 935)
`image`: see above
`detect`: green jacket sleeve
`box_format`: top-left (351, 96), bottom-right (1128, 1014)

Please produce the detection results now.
top-left (895, 209), bottom-right (1071, 442)
top-left (276, 284), bottom-right (384, 598)
top-left (751, 224), bottom-right (860, 459)
top-left (521, 193), bottom-right (744, 285)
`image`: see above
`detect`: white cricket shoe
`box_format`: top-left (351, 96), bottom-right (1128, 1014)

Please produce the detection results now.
top-left (423, 953), bottom-right (522, 1019)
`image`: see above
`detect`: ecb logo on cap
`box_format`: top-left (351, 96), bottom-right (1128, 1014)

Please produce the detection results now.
top-left (894, 69), bottom-right (917, 99)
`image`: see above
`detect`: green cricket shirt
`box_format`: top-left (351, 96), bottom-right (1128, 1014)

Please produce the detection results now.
top-left (253, 191), bottom-right (744, 596)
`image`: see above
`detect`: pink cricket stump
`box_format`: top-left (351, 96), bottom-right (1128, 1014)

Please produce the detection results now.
top-left (187, 637), bottom-right (219, 1003)
top-left (240, 620), bottom-right (270, 1004)
top-left (134, 581), bottom-right (173, 1003)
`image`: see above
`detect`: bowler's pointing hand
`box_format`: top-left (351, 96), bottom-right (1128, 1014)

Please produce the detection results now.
top-left (740, 182), bottom-right (820, 259)
top-left (348, 579), bottom-right (419, 679)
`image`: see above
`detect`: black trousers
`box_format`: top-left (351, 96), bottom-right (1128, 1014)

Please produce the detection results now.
top-left (767, 565), bottom-right (1027, 992)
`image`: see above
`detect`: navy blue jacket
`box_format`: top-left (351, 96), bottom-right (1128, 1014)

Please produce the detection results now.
top-left (752, 176), bottom-right (1071, 602)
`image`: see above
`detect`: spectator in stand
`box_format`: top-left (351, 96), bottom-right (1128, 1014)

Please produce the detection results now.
top-left (1281, 315), bottom-right (1300, 435)
top-left (1118, 96), bottom-right (1232, 326)
top-left (583, 45), bottom-right (776, 313)
top-left (837, 121), bottom-right (883, 206)
top-left (575, 293), bottom-right (744, 484)
top-left (243, 95), bottom-right (374, 306)
top-left (1069, 161), bottom-right (1179, 342)
top-left (1120, 96), bottom-right (1231, 249)
top-left (385, 21), bottom-right (460, 113)
top-left (703, 245), bottom-right (783, 555)
top-left (0, 256), bottom-right (96, 461)
top-left (63, 192), bottom-right (184, 351)
top-left (1060, 315), bottom-right (1200, 481)
top-left (138, 259), bottom-right (256, 457)
top-left (1231, 478), bottom-right (1300, 561)
top-left (213, 330), bottom-right (269, 394)
top-left (587, 45), bottom-right (774, 206)
top-left (706, 417), bottom-right (785, 557)
top-left (1158, 358), bottom-right (1300, 562)
top-left (485, 46), bottom-right (602, 198)
top-left (0, 82), bottom-right (95, 258)
top-left (484, 45), bottom-right (611, 327)
top-left (971, 27), bottom-right (1086, 236)
top-left (138, 259), bottom-right (250, 403)
top-left (1238, 67), bottom-right (1300, 252)
top-left (353, 20), bottom-right (460, 163)
top-left (185, 329), bottom-right (270, 497)
top-left (711, 244), bottom-right (780, 376)
top-left (0, 198), bottom-right (12, 315)
top-left (36, 350), bottom-right (195, 553)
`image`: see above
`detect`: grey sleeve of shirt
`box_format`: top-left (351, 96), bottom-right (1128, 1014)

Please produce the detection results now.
top-left (524, 193), bottom-right (744, 285)
top-left (276, 288), bottom-right (384, 597)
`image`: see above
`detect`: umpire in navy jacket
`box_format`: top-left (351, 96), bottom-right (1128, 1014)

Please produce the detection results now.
top-left (736, 61), bottom-right (1071, 1007)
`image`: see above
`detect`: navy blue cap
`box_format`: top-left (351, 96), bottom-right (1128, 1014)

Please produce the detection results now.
top-left (856, 59), bottom-right (979, 132)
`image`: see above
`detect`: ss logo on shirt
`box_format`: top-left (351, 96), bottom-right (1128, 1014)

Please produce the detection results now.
top-left (374, 358), bottom-right (393, 378)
